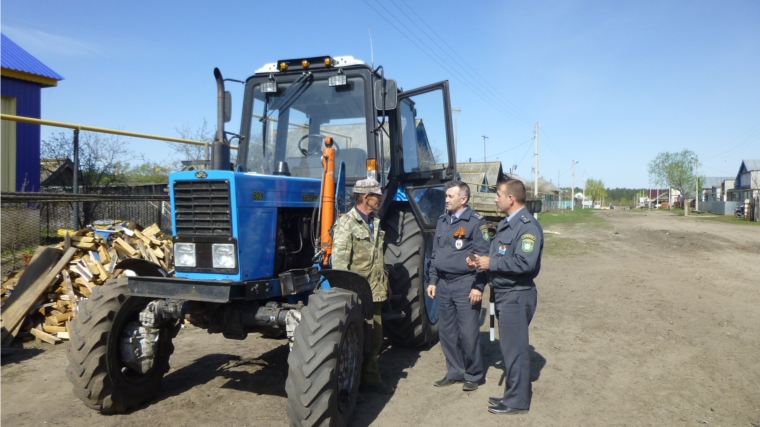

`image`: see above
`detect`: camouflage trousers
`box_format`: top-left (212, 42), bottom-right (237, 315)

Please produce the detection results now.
top-left (361, 302), bottom-right (383, 385)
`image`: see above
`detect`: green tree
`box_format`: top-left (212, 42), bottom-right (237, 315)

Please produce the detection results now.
top-left (647, 149), bottom-right (701, 200)
top-left (585, 178), bottom-right (608, 205)
top-left (123, 162), bottom-right (170, 183)
top-left (41, 131), bottom-right (131, 228)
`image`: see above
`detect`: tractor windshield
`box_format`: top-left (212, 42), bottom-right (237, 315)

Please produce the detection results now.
top-left (244, 73), bottom-right (369, 179)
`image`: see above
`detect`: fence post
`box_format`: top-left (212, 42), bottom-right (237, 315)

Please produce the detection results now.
top-left (73, 129), bottom-right (80, 230)
top-left (157, 201), bottom-right (162, 230)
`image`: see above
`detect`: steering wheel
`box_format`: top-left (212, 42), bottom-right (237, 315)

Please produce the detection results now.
top-left (298, 134), bottom-right (341, 156)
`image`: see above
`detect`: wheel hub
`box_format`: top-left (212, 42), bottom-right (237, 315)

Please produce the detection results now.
top-left (120, 320), bottom-right (160, 375)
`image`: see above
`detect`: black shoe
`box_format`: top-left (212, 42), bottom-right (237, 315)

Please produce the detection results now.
top-left (488, 396), bottom-right (502, 405)
top-left (434, 377), bottom-right (463, 387)
top-left (462, 381), bottom-right (479, 391)
top-left (360, 381), bottom-right (395, 394)
top-left (488, 403), bottom-right (527, 415)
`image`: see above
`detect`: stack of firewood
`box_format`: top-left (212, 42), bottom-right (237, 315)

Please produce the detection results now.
top-left (0, 222), bottom-right (173, 347)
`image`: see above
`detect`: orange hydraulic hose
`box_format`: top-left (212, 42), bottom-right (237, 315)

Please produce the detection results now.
top-left (320, 137), bottom-right (336, 266)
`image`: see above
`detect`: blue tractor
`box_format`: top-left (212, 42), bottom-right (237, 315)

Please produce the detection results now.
top-left (66, 56), bottom-right (458, 426)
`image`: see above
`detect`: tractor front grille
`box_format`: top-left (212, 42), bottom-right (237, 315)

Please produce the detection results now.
top-left (173, 180), bottom-right (232, 236)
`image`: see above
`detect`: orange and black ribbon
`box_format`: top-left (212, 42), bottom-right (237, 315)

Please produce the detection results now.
top-left (452, 227), bottom-right (465, 238)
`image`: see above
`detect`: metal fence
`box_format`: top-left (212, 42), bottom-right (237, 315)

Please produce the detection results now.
top-left (1, 192), bottom-right (170, 275)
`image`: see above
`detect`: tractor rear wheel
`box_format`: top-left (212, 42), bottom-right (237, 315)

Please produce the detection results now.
top-left (286, 289), bottom-right (364, 427)
top-left (65, 277), bottom-right (179, 413)
top-left (383, 206), bottom-right (439, 347)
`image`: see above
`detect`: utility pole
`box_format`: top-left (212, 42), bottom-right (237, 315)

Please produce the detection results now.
top-left (533, 123), bottom-right (538, 219)
top-left (452, 108), bottom-right (461, 162)
top-left (571, 160), bottom-right (579, 211)
top-left (695, 155), bottom-right (699, 212)
top-left (558, 170), bottom-right (561, 209)
top-left (534, 123), bottom-right (539, 198)
top-left (481, 135), bottom-right (488, 163)
top-left (582, 170), bottom-right (587, 208)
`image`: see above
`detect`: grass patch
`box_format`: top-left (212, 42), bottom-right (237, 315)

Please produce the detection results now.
top-left (543, 234), bottom-right (589, 257)
top-left (537, 209), bottom-right (605, 228)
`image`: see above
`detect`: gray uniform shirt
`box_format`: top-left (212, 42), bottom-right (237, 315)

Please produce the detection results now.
top-left (429, 206), bottom-right (490, 291)
top-left (488, 207), bottom-right (544, 292)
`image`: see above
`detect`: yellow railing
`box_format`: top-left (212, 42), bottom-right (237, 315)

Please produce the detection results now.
top-left (0, 114), bottom-right (238, 149)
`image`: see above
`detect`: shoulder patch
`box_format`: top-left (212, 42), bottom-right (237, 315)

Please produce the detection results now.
top-left (520, 216), bottom-right (531, 223)
top-left (471, 211), bottom-right (484, 220)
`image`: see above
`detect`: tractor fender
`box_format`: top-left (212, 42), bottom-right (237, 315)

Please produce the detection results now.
top-left (318, 269), bottom-right (373, 321)
top-left (114, 259), bottom-right (169, 278)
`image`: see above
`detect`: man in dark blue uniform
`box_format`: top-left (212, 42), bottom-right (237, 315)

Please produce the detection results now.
top-left (468, 178), bottom-right (543, 415)
top-left (427, 180), bottom-right (490, 391)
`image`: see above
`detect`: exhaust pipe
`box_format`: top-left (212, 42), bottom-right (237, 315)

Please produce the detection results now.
top-left (212, 68), bottom-right (230, 170)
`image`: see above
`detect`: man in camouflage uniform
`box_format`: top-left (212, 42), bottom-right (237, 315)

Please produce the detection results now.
top-left (332, 178), bottom-right (394, 395)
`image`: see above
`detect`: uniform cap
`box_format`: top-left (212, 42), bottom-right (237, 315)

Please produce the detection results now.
top-left (354, 178), bottom-right (382, 195)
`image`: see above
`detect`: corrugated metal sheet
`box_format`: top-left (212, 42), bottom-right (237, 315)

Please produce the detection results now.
top-left (1, 34), bottom-right (63, 81)
top-left (459, 172), bottom-right (486, 191)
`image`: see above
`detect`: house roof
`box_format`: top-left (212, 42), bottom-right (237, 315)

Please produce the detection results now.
top-left (458, 172), bottom-right (486, 189)
top-left (739, 159), bottom-right (760, 173)
top-left (1, 34), bottom-right (64, 86)
top-left (702, 177), bottom-right (732, 189)
top-left (457, 161), bottom-right (503, 186)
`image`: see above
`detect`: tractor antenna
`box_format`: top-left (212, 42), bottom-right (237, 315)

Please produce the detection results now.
top-left (368, 26), bottom-right (374, 70)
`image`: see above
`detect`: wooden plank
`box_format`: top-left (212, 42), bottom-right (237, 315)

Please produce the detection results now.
top-left (70, 236), bottom-right (95, 243)
top-left (153, 246), bottom-right (165, 259)
top-left (73, 241), bottom-right (97, 250)
top-left (64, 232), bottom-right (71, 251)
top-left (61, 270), bottom-right (78, 318)
top-left (98, 246), bottom-right (110, 265)
top-left (114, 238), bottom-right (138, 257)
top-left (57, 331), bottom-right (70, 340)
top-left (0, 247), bottom-right (65, 341)
top-left (54, 312), bottom-right (73, 323)
top-left (30, 328), bottom-right (61, 345)
top-left (1, 319), bottom-right (23, 347)
top-left (135, 240), bottom-right (150, 260)
top-left (43, 325), bottom-right (67, 333)
top-left (88, 252), bottom-right (109, 280)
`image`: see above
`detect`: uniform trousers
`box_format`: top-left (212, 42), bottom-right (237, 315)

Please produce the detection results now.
top-left (494, 286), bottom-right (537, 410)
top-left (361, 302), bottom-right (384, 385)
top-left (437, 275), bottom-right (484, 383)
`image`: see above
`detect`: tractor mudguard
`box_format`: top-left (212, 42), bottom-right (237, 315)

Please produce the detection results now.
top-left (114, 259), bottom-right (169, 278)
top-left (319, 269), bottom-right (374, 321)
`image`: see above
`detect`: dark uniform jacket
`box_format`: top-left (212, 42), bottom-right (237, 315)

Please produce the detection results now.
top-left (429, 206), bottom-right (490, 291)
top-left (488, 207), bottom-right (544, 292)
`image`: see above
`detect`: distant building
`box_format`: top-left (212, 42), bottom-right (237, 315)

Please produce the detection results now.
top-left (1, 34), bottom-right (64, 192)
top-left (701, 176), bottom-right (732, 202)
top-left (732, 159), bottom-right (760, 201)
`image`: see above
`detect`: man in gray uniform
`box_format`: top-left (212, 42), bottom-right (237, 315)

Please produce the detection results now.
top-left (468, 178), bottom-right (543, 415)
top-left (427, 180), bottom-right (490, 391)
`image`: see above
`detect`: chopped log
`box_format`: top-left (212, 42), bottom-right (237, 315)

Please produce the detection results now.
top-left (61, 270), bottom-right (78, 318)
top-left (30, 328), bottom-right (61, 345)
top-left (114, 238), bottom-right (138, 257)
top-left (0, 247), bottom-right (69, 342)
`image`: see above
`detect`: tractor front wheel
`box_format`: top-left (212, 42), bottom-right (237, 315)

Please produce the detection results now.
top-left (65, 277), bottom-right (179, 413)
top-left (286, 289), bottom-right (364, 427)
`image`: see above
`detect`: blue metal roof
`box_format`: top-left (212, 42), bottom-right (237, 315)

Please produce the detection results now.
top-left (1, 34), bottom-right (63, 81)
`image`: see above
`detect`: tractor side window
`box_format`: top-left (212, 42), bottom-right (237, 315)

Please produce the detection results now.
top-left (399, 89), bottom-right (449, 173)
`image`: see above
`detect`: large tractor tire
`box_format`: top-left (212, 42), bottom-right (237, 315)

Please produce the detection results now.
top-left (286, 289), bottom-right (364, 427)
top-left (382, 205), bottom-right (439, 348)
top-left (65, 277), bottom-right (179, 413)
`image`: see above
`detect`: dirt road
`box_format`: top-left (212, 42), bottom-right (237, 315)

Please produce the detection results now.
top-left (2, 210), bottom-right (759, 426)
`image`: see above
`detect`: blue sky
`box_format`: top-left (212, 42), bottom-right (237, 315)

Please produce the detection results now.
top-left (3, 0), bottom-right (759, 188)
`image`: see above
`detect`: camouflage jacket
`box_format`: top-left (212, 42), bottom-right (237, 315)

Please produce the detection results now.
top-left (332, 207), bottom-right (388, 302)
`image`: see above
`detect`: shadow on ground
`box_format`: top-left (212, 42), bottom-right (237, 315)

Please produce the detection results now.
top-left (151, 342), bottom-right (290, 408)
top-left (350, 337), bottom-right (434, 427)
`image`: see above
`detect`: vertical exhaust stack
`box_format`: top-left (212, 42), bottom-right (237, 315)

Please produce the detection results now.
top-left (320, 137), bottom-right (336, 266)
top-left (212, 68), bottom-right (230, 170)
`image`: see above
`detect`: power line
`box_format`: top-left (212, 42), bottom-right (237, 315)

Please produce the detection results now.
top-left (484, 137), bottom-right (533, 161)
top-left (391, 0), bottom-right (535, 129)
top-left (363, 0), bottom-right (534, 130)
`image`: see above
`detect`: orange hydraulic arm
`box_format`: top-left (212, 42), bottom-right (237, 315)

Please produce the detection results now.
top-left (320, 137), bottom-right (336, 266)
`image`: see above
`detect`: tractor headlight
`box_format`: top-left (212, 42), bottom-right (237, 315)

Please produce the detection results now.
top-left (212, 244), bottom-right (236, 269)
top-left (174, 243), bottom-right (196, 267)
